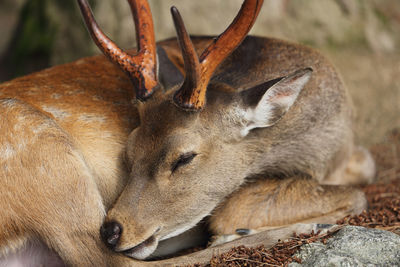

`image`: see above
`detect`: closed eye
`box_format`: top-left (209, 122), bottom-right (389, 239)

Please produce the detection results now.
top-left (171, 152), bottom-right (197, 173)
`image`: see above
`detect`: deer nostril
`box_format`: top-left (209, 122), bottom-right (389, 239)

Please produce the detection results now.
top-left (100, 221), bottom-right (122, 249)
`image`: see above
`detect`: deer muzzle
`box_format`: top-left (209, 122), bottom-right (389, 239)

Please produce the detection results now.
top-left (100, 219), bottom-right (161, 259)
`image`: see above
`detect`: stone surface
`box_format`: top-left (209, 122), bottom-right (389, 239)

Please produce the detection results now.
top-left (289, 226), bottom-right (400, 267)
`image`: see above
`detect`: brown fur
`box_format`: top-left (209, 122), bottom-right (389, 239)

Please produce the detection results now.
top-left (0, 35), bottom-right (375, 265)
top-left (106, 36), bottom-right (375, 258)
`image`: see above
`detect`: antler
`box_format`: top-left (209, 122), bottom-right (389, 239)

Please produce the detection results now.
top-left (171, 0), bottom-right (264, 110)
top-left (77, 0), bottom-right (158, 101)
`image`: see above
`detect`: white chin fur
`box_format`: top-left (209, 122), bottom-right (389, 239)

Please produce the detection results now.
top-left (124, 241), bottom-right (158, 260)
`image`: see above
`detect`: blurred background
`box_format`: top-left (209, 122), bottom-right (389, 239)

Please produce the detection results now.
top-left (0, 0), bottom-right (399, 145)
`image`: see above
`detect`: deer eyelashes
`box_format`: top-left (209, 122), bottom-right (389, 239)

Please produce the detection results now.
top-left (171, 152), bottom-right (197, 173)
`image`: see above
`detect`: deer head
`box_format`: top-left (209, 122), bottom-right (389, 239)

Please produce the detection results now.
top-left (78, 0), bottom-right (313, 260)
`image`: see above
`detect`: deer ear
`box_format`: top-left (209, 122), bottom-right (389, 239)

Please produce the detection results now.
top-left (239, 68), bottom-right (313, 137)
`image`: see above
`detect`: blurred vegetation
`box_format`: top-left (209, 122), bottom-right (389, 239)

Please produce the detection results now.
top-left (0, 0), bottom-right (56, 81)
top-left (0, 0), bottom-right (95, 82)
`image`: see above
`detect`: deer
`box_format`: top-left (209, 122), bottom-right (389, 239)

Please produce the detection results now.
top-left (0, 0), bottom-right (375, 266)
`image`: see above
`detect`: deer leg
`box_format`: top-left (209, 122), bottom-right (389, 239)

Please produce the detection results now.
top-left (158, 224), bottom-right (342, 266)
top-left (208, 176), bottom-right (366, 244)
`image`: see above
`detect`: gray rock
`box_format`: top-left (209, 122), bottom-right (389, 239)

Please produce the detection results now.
top-left (289, 226), bottom-right (400, 267)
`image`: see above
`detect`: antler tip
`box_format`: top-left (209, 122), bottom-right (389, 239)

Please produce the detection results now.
top-left (170, 6), bottom-right (178, 14)
top-left (170, 6), bottom-right (184, 29)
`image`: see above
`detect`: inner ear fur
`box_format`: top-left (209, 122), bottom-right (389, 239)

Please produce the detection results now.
top-left (240, 76), bottom-right (284, 107)
top-left (238, 68), bottom-right (313, 136)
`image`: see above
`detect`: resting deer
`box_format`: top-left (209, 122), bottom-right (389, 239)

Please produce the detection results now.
top-left (0, 0), bottom-right (375, 266)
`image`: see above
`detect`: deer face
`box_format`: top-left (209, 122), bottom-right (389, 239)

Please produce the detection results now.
top-left (101, 88), bottom-right (238, 258)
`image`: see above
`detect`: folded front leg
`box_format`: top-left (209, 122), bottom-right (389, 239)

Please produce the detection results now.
top-left (209, 176), bottom-right (366, 241)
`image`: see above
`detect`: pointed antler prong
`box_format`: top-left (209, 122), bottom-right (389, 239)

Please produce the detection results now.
top-left (172, 0), bottom-right (264, 110)
top-left (77, 0), bottom-right (158, 101)
top-left (170, 6), bottom-right (202, 110)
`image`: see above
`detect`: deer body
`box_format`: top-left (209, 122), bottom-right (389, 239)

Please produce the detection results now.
top-left (107, 36), bottom-right (373, 259)
top-left (0, 0), bottom-right (375, 265)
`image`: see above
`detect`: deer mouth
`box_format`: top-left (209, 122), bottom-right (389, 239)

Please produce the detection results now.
top-left (120, 234), bottom-right (159, 260)
top-left (118, 227), bottom-right (161, 260)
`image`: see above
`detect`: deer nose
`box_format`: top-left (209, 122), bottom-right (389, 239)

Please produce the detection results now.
top-left (100, 221), bottom-right (122, 249)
